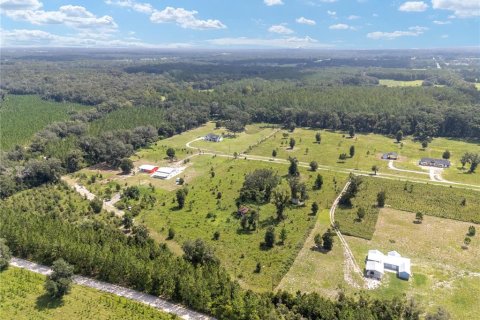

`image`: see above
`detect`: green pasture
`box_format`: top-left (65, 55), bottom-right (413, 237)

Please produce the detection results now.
top-left (0, 267), bottom-right (177, 319)
top-left (138, 156), bottom-right (347, 292)
top-left (246, 127), bottom-right (479, 185)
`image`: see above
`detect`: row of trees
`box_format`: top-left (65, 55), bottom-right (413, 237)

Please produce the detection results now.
top-left (0, 205), bottom-right (427, 319)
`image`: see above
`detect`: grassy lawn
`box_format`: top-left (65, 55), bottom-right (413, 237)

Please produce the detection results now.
top-left (137, 156), bottom-right (347, 292)
top-left (0, 94), bottom-right (90, 150)
top-left (379, 79), bottom-right (424, 87)
top-left (247, 127), bottom-right (480, 185)
top-left (0, 267), bottom-right (177, 320)
top-left (276, 209), bottom-right (349, 298)
top-left (189, 123), bottom-right (279, 155)
top-left (347, 208), bottom-right (480, 319)
top-left (335, 176), bottom-right (480, 239)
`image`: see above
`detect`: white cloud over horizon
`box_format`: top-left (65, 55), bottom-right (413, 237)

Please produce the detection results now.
top-left (150, 7), bottom-right (226, 30)
top-left (367, 26), bottom-right (428, 40)
top-left (398, 1), bottom-right (428, 12)
top-left (264, 0), bottom-right (284, 6)
top-left (431, 0), bottom-right (480, 18)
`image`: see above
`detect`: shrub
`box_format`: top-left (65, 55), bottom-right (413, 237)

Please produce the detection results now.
top-left (45, 259), bottom-right (74, 299)
top-left (264, 227), bottom-right (276, 248)
top-left (168, 228), bottom-right (175, 240)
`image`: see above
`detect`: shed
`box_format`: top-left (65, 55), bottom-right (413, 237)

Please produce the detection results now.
top-left (382, 152), bottom-right (398, 160)
top-left (237, 206), bottom-right (249, 216)
top-left (139, 164), bottom-right (159, 173)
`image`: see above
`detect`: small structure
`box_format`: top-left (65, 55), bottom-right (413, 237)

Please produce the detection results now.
top-left (237, 206), bottom-right (249, 216)
top-left (381, 152), bottom-right (398, 160)
top-left (204, 133), bottom-right (223, 142)
top-left (150, 167), bottom-right (183, 180)
top-left (419, 157), bottom-right (450, 168)
top-left (365, 249), bottom-right (411, 280)
top-left (139, 164), bottom-right (159, 174)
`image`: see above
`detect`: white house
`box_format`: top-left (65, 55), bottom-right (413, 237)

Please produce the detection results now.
top-left (204, 133), bottom-right (223, 142)
top-left (365, 249), bottom-right (411, 280)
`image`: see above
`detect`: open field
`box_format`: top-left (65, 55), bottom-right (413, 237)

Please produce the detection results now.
top-left (335, 176), bottom-right (480, 239)
top-left (379, 79), bottom-right (424, 87)
top-left (279, 208), bottom-right (480, 319)
top-left (247, 127), bottom-right (480, 185)
top-left (0, 267), bottom-right (177, 320)
top-left (137, 156), bottom-right (347, 291)
top-left (0, 94), bottom-right (90, 150)
top-left (348, 208), bottom-right (480, 319)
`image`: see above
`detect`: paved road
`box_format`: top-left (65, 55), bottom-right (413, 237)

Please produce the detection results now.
top-left (10, 257), bottom-right (215, 320)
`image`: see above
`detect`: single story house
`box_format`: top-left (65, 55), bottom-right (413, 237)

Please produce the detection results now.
top-left (204, 133), bottom-right (223, 142)
top-left (139, 164), bottom-right (159, 174)
top-left (419, 157), bottom-right (450, 168)
top-left (151, 167), bottom-right (183, 180)
top-left (365, 249), bottom-right (411, 280)
top-left (381, 152), bottom-right (398, 160)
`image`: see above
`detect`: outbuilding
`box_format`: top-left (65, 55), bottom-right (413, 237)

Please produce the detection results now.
top-left (139, 164), bottom-right (159, 174)
top-left (419, 158), bottom-right (450, 168)
top-left (382, 152), bottom-right (398, 160)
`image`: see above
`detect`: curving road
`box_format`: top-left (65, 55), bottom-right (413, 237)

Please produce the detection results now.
top-left (10, 257), bottom-right (215, 320)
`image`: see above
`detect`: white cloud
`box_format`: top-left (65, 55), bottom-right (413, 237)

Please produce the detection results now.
top-left (433, 20), bottom-right (451, 24)
top-left (264, 0), bottom-right (283, 6)
top-left (296, 16), bottom-right (316, 25)
top-left (3, 5), bottom-right (118, 31)
top-left (329, 23), bottom-right (352, 30)
top-left (441, 34), bottom-right (448, 38)
top-left (0, 0), bottom-right (41, 11)
top-left (431, 0), bottom-right (480, 18)
top-left (327, 10), bottom-right (336, 16)
top-left (367, 26), bottom-right (427, 40)
top-left (150, 7), bottom-right (226, 29)
top-left (207, 36), bottom-right (331, 48)
top-left (268, 24), bottom-right (294, 34)
top-left (0, 27), bottom-right (193, 47)
top-left (104, 0), bottom-right (153, 14)
top-left (398, 1), bottom-right (428, 12)
top-left (347, 15), bottom-right (360, 20)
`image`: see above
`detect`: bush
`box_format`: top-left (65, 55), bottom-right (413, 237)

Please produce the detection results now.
top-left (119, 158), bottom-right (134, 174)
top-left (322, 229), bottom-right (334, 251)
top-left (264, 227), bottom-right (275, 248)
top-left (0, 238), bottom-right (12, 271)
top-left (168, 228), bottom-right (175, 240)
top-left (255, 262), bottom-right (262, 273)
top-left (89, 197), bottom-right (103, 214)
top-left (213, 231), bottom-right (220, 240)
top-left (182, 239), bottom-right (219, 266)
top-left (45, 259), bottom-right (74, 299)
top-left (377, 191), bottom-right (386, 207)
top-left (468, 226), bottom-right (476, 237)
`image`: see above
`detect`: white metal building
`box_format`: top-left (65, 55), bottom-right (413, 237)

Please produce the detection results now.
top-left (150, 167), bottom-right (184, 180)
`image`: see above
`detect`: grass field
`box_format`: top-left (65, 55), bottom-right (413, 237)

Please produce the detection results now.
top-left (335, 176), bottom-right (480, 239)
top-left (379, 79), bottom-right (424, 87)
top-left (247, 127), bottom-right (480, 185)
top-left (0, 95), bottom-right (90, 150)
top-left (280, 208), bottom-right (480, 319)
top-left (348, 208), bottom-right (480, 319)
top-left (0, 267), bottom-right (177, 319)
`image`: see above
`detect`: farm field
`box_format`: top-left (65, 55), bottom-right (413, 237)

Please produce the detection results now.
top-left (335, 176), bottom-right (480, 239)
top-left (379, 79), bottom-right (423, 87)
top-left (347, 208), bottom-right (480, 319)
top-left (137, 156), bottom-right (347, 291)
top-left (0, 94), bottom-right (90, 150)
top-left (0, 267), bottom-right (177, 320)
top-left (247, 127), bottom-right (480, 185)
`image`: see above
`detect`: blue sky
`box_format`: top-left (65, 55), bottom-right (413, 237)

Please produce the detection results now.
top-left (1, 0), bottom-right (479, 48)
